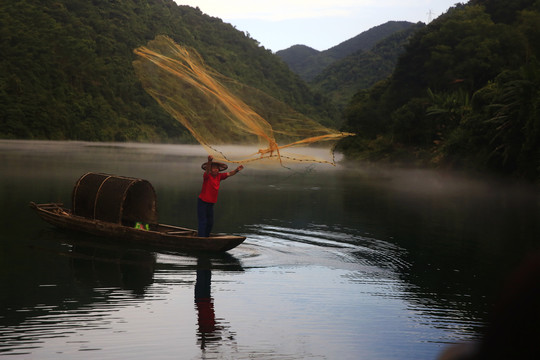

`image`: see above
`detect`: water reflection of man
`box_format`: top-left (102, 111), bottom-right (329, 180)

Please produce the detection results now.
top-left (195, 266), bottom-right (216, 349)
top-left (195, 256), bottom-right (226, 350)
top-left (194, 257), bottom-right (238, 351)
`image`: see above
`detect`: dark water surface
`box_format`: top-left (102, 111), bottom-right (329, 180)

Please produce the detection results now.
top-left (1, 140), bottom-right (539, 359)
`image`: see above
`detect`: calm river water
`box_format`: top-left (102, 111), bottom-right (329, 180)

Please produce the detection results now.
top-left (1, 140), bottom-right (539, 359)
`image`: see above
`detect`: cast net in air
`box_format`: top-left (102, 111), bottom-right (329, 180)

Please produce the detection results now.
top-left (133, 35), bottom-right (354, 166)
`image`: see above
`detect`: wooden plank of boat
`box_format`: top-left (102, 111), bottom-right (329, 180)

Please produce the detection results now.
top-left (29, 202), bottom-right (245, 253)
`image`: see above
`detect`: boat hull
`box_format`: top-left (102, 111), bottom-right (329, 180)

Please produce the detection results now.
top-left (30, 203), bottom-right (245, 253)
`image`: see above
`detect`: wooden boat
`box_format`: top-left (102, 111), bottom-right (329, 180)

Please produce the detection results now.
top-left (30, 173), bottom-right (245, 253)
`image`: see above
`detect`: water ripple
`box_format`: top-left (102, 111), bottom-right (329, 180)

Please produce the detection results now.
top-left (234, 223), bottom-right (410, 278)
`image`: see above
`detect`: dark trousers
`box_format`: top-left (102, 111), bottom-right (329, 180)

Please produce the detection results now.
top-left (197, 198), bottom-right (214, 237)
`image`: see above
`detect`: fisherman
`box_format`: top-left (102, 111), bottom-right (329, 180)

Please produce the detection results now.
top-left (197, 155), bottom-right (243, 237)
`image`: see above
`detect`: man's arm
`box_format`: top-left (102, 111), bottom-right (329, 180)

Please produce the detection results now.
top-left (228, 164), bottom-right (244, 177)
top-left (205, 155), bottom-right (213, 174)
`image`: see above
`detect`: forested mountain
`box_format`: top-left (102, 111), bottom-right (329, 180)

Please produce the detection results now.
top-left (274, 45), bottom-right (319, 70)
top-left (310, 23), bottom-right (424, 110)
top-left (0, 0), bottom-right (336, 142)
top-left (276, 21), bottom-right (415, 82)
top-left (339, 0), bottom-right (540, 180)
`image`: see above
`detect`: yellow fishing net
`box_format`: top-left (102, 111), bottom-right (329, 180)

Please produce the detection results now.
top-left (133, 35), bottom-right (354, 166)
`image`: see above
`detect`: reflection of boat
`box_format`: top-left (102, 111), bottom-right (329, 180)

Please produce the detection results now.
top-left (68, 243), bottom-right (157, 295)
top-left (30, 172), bottom-right (246, 253)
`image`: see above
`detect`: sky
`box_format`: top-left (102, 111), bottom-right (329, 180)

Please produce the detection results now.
top-left (173, 0), bottom-right (462, 52)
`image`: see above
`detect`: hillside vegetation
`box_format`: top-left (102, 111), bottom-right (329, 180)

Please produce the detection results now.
top-left (339, 0), bottom-right (540, 180)
top-left (0, 0), bottom-right (337, 142)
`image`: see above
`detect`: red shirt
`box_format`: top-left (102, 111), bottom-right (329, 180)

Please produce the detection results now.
top-left (199, 172), bottom-right (229, 203)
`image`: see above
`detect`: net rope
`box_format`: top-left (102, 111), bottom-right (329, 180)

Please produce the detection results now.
top-left (133, 35), bottom-right (354, 166)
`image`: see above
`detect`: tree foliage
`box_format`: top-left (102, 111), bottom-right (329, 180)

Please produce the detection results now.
top-left (340, 1), bottom-right (540, 180)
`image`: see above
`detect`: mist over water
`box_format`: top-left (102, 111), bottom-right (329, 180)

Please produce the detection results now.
top-left (1, 140), bottom-right (539, 359)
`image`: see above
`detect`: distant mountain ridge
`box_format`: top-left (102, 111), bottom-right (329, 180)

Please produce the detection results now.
top-left (310, 23), bottom-right (424, 109)
top-left (276, 21), bottom-right (416, 81)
